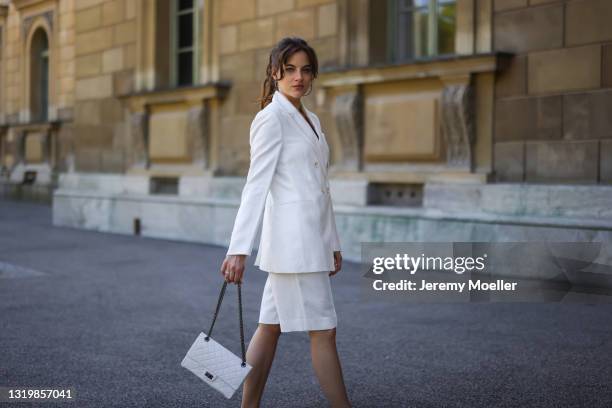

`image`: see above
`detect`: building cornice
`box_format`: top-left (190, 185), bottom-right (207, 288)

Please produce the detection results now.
top-left (318, 53), bottom-right (511, 88)
top-left (11, 0), bottom-right (54, 11)
top-left (118, 81), bottom-right (232, 112)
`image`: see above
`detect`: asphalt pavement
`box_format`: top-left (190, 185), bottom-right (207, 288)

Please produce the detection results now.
top-left (1, 199), bottom-right (611, 407)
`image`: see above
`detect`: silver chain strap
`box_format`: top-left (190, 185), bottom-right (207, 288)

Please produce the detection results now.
top-left (204, 281), bottom-right (247, 366)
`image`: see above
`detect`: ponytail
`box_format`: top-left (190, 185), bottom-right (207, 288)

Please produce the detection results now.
top-left (259, 55), bottom-right (277, 110)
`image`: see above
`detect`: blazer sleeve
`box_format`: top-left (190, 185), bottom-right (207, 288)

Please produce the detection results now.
top-left (226, 110), bottom-right (283, 257)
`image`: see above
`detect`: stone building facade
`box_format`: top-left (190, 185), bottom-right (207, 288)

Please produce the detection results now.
top-left (493, 0), bottom-right (612, 184)
top-left (0, 0), bottom-right (611, 263)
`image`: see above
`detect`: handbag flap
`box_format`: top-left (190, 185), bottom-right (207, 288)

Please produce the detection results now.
top-left (181, 332), bottom-right (252, 391)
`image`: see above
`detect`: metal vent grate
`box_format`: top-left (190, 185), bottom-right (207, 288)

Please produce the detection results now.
top-left (367, 182), bottom-right (423, 207)
top-left (150, 176), bottom-right (179, 195)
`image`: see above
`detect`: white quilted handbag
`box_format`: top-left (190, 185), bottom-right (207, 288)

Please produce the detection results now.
top-left (181, 281), bottom-right (253, 399)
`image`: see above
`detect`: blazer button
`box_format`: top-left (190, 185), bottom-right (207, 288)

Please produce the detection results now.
top-left (314, 161), bottom-right (319, 167)
top-left (321, 187), bottom-right (325, 193)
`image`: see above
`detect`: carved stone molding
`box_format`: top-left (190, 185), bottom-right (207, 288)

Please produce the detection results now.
top-left (441, 81), bottom-right (475, 170)
top-left (119, 82), bottom-right (230, 174)
top-left (5, 113), bottom-right (19, 125)
top-left (12, 0), bottom-right (48, 11)
top-left (187, 104), bottom-right (210, 169)
top-left (15, 130), bottom-right (26, 165)
top-left (22, 10), bottom-right (53, 38)
top-left (129, 111), bottom-right (149, 169)
top-left (41, 128), bottom-right (51, 165)
top-left (9, 121), bottom-right (59, 166)
top-left (332, 90), bottom-right (363, 171)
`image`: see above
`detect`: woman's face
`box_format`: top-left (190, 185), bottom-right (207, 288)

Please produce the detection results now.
top-left (273, 50), bottom-right (313, 103)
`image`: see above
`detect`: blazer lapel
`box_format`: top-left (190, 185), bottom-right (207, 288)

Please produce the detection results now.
top-left (304, 108), bottom-right (329, 171)
top-left (272, 91), bottom-right (327, 169)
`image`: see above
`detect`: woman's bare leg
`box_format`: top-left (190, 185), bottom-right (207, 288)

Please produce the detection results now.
top-left (309, 328), bottom-right (351, 407)
top-left (241, 323), bottom-right (281, 408)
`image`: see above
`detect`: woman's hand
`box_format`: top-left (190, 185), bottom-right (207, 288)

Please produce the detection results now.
top-left (220, 254), bottom-right (247, 284)
top-left (330, 251), bottom-right (342, 276)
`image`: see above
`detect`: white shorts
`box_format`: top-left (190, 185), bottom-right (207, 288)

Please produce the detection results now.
top-left (258, 271), bottom-right (337, 333)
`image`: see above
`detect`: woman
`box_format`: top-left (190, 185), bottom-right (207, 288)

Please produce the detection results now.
top-left (220, 37), bottom-right (351, 408)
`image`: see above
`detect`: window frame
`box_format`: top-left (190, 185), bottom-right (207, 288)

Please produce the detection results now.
top-left (169, 0), bottom-right (201, 87)
top-left (387, 0), bottom-right (457, 63)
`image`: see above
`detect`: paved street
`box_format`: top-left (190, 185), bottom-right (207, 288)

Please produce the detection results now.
top-left (1, 199), bottom-right (612, 407)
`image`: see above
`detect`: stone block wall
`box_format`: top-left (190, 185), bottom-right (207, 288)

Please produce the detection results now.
top-left (216, 0), bottom-right (339, 175)
top-left (493, 0), bottom-right (612, 184)
top-left (1, 0), bottom-right (77, 122)
top-left (1, 1), bottom-right (78, 182)
top-left (72, 0), bottom-right (135, 174)
top-left (2, 3), bottom-right (24, 120)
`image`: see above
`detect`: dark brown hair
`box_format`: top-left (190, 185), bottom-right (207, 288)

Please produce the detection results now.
top-left (258, 37), bottom-right (319, 110)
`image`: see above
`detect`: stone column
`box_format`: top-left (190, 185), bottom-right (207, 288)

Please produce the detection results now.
top-left (0, 128), bottom-right (8, 178)
top-left (15, 129), bottom-right (26, 166)
top-left (42, 127), bottom-right (51, 166)
top-left (440, 76), bottom-right (475, 170)
top-left (129, 111), bottom-right (149, 169)
top-left (56, 123), bottom-right (75, 173)
top-left (187, 103), bottom-right (210, 169)
top-left (332, 87), bottom-right (363, 171)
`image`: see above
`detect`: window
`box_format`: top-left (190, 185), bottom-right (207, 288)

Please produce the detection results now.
top-left (40, 47), bottom-right (49, 120)
top-left (30, 28), bottom-right (49, 122)
top-left (388, 0), bottom-right (457, 62)
top-left (171, 0), bottom-right (199, 87)
top-left (151, 0), bottom-right (203, 89)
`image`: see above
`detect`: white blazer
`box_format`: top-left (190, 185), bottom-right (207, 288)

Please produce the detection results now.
top-left (226, 90), bottom-right (341, 273)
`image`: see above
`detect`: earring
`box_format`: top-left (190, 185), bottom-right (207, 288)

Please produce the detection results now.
top-left (304, 82), bottom-right (313, 96)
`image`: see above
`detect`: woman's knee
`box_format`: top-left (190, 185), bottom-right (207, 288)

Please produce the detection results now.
top-left (308, 327), bottom-right (336, 340)
top-left (258, 323), bottom-right (281, 337)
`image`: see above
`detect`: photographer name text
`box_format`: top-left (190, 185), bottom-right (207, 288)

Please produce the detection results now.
top-left (372, 279), bottom-right (517, 292)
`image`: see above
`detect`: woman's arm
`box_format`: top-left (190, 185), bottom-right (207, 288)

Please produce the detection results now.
top-left (226, 110), bottom-right (283, 257)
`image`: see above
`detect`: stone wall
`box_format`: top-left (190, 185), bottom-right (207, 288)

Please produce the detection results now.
top-left (493, 0), bottom-right (612, 184)
top-left (2, 0), bottom-right (611, 189)
top-left (0, 1), bottom-right (75, 193)
top-left (1, 1), bottom-right (75, 122)
top-left (72, 0), bottom-right (136, 173)
top-left (2, 3), bottom-right (23, 119)
top-left (216, 0), bottom-right (339, 175)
